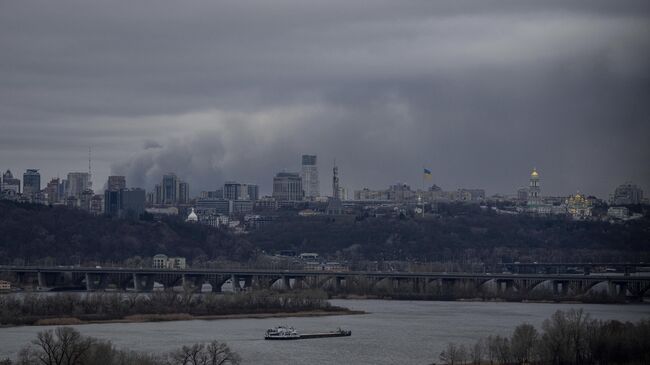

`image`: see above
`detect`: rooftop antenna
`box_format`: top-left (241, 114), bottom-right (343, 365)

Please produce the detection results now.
top-left (88, 146), bottom-right (93, 189)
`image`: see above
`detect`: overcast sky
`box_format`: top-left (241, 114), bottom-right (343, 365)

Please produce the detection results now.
top-left (1, 1), bottom-right (649, 197)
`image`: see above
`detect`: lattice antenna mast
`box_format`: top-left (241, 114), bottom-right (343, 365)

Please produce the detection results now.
top-left (88, 146), bottom-right (93, 189)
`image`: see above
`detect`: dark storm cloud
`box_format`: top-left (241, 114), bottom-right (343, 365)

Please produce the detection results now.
top-left (1, 0), bottom-right (649, 196)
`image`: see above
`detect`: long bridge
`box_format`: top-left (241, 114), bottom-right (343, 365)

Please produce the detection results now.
top-left (2, 266), bottom-right (650, 300)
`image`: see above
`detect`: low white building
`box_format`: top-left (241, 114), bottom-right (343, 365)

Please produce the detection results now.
top-left (153, 254), bottom-right (187, 269)
top-left (608, 206), bottom-right (629, 220)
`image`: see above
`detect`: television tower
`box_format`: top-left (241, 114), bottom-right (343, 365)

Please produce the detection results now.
top-left (87, 146), bottom-right (93, 190)
top-left (332, 159), bottom-right (339, 199)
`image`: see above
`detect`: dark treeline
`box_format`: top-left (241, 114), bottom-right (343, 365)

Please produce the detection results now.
top-left (0, 201), bottom-right (255, 265)
top-left (0, 290), bottom-right (339, 326)
top-left (248, 205), bottom-right (650, 263)
top-left (2, 200), bottom-right (649, 266)
top-left (437, 309), bottom-right (650, 365)
top-left (1, 326), bottom-right (240, 365)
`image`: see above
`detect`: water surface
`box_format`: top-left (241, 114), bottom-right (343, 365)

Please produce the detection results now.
top-left (0, 300), bottom-right (647, 364)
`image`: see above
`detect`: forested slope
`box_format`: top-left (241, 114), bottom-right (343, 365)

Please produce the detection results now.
top-left (0, 201), bottom-right (255, 265)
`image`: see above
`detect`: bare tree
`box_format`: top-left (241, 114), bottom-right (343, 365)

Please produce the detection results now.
top-left (439, 343), bottom-right (467, 365)
top-left (206, 340), bottom-right (240, 365)
top-left (167, 342), bottom-right (239, 365)
top-left (510, 323), bottom-right (538, 363)
top-left (29, 328), bottom-right (93, 365)
top-left (470, 338), bottom-right (485, 365)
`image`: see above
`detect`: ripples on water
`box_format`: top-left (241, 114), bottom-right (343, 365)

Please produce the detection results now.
top-left (0, 299), bottom-right (648, 364)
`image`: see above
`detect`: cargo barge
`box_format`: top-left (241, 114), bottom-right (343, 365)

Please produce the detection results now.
top-left (264, 326), bottom-right (351, 340)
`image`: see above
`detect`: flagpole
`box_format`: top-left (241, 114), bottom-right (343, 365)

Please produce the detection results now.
top-left (421, 165), bottom-right (425, 217)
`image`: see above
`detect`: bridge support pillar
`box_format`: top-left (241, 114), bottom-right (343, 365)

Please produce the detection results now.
top-left (609, 282), bottom-right (627, 297)
top-left (37, 272), bottom-right (60, 290)
top-left (133, 273), bottom-right (155, 292)
top-left (85, 273), bottom-right (108, 291)
top-left (282, 276), bottom-right (291, 290)
top-left (553, 281), bottom-right (569, 296)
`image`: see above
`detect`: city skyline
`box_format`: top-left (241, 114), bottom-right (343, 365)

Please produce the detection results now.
top-left (1, 1), bottom-right (648, 198)
top-left (1, 160), bottom-right (645, 201)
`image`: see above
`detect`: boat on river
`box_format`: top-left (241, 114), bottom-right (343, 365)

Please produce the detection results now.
top-left (264, 326), bottom-right (351, 340)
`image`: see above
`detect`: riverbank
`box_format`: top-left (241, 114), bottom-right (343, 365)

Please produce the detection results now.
top-left (331, 293), bottom-right (644, 304)
top-left (0, 289), bottom-right (357, 327)
top-left (9, 308), bottom-right (364, 327)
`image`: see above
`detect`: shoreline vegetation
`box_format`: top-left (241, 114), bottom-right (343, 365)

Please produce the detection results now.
top-left (0, 290), bottom-right (362, 327)
top-left (1, 327), bottom-right (241, 365)
top-left (435, 309), bottom-right (650, 365)
top-left (25, 309), bottom-right (365, 327)
top-left (331, 292), bottom-right (642, 304)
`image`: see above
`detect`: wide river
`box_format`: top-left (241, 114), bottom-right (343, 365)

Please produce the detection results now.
top-left (0, 300), bottom-right (648, 364)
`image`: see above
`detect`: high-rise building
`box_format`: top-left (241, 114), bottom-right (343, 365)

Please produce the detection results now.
top-left (45, 178), bottom-right (61, 204)
top-left (23, 169), bottom-right (41, 199)
top-left (59, 179), bottom-right (67, 200)
top-left (79, 188), bottom-right (94, 211)
top-left (120, 188), bottom-right (146, 218)
top-left (224, 181), bottom-right (246, 200)
top-left (90, 194), bottom-right (104, 215)
top-left (527, 168), bottom-right (541, 207)
top-left (162, 173), bottom-right (178, 204)
top-left (301, 154), bottom-right (319, 199)
top-left (178, 181), bottom-right (190, 204)
top-left (105, 188), bottom-right (145, 219)
top-left (247, 184), bottom-right (259, 201)
top-left (2, 170), bottom-right (21, 194)
top-left (223, 182), bottom-right (258, 201)
top-left (107, 176), bottom-right (126, 191)
top-left (610, 182), bottom-right (643, 205)
top-left (154, 184), bottom-right (162, 204)
top-left (273, 172), bottom-right (303, 201)
top-left (66, 172), bottom-right (91, 199)
top-left (200, 189), bottom-right (223, 199)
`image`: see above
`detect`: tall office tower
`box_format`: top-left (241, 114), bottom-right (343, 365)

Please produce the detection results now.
top-left (146, 191), bottom-right (154, 205)
top-left (59, 179), bottom-right (67, 199)
top-left (224, 181), bottom-right (245, 200)
top-left (162, 173), bottom-right (178, 204)
top-left (66, 172), bottom-right (90, 199)
top-left (23, 169), bottom-right (41, 199)
top-left (178, 181), bottom-right (190, 204)
top-left (610, 182), bottom-right (644, 205)
top-left (2, 170), bottom-right (21, 194)
top-left (45, 178), bottom-right (61, 204)
top-left (272, 172), bottom-right (303, 201)
top-left (79, 189), bottom-right (94, 211)
top-left (154, 184), bottom-right (162, 204)
top-left (527, 168), bottom-right (541, 207)
top-left (107, 176), bottom-right (126, 191)
top-left (90, 194), bottom-right (104, 215)
top-left (301, 154), bottom-right (319, 199)
top-left (332, 162), bottom-right (340, 199)
top-left (105, 188), bottom-right (145, 219)
top-left (247, 184), bottom-right (259, 201)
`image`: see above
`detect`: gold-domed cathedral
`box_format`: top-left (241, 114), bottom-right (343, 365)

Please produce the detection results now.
top-left (566, 193), bottom-right (592, 220)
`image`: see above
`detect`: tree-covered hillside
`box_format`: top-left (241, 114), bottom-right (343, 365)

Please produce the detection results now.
top-left (247, 208), bottom-right (650, 263)
top-left (0, 201), bottom-right (255, 265)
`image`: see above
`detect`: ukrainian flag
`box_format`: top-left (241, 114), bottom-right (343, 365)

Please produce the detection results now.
top-left (423, 168), bottom-right (432, 179)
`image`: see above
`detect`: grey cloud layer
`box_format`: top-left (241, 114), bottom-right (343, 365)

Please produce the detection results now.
top-left (1, 1), bottom-right (649, 196)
